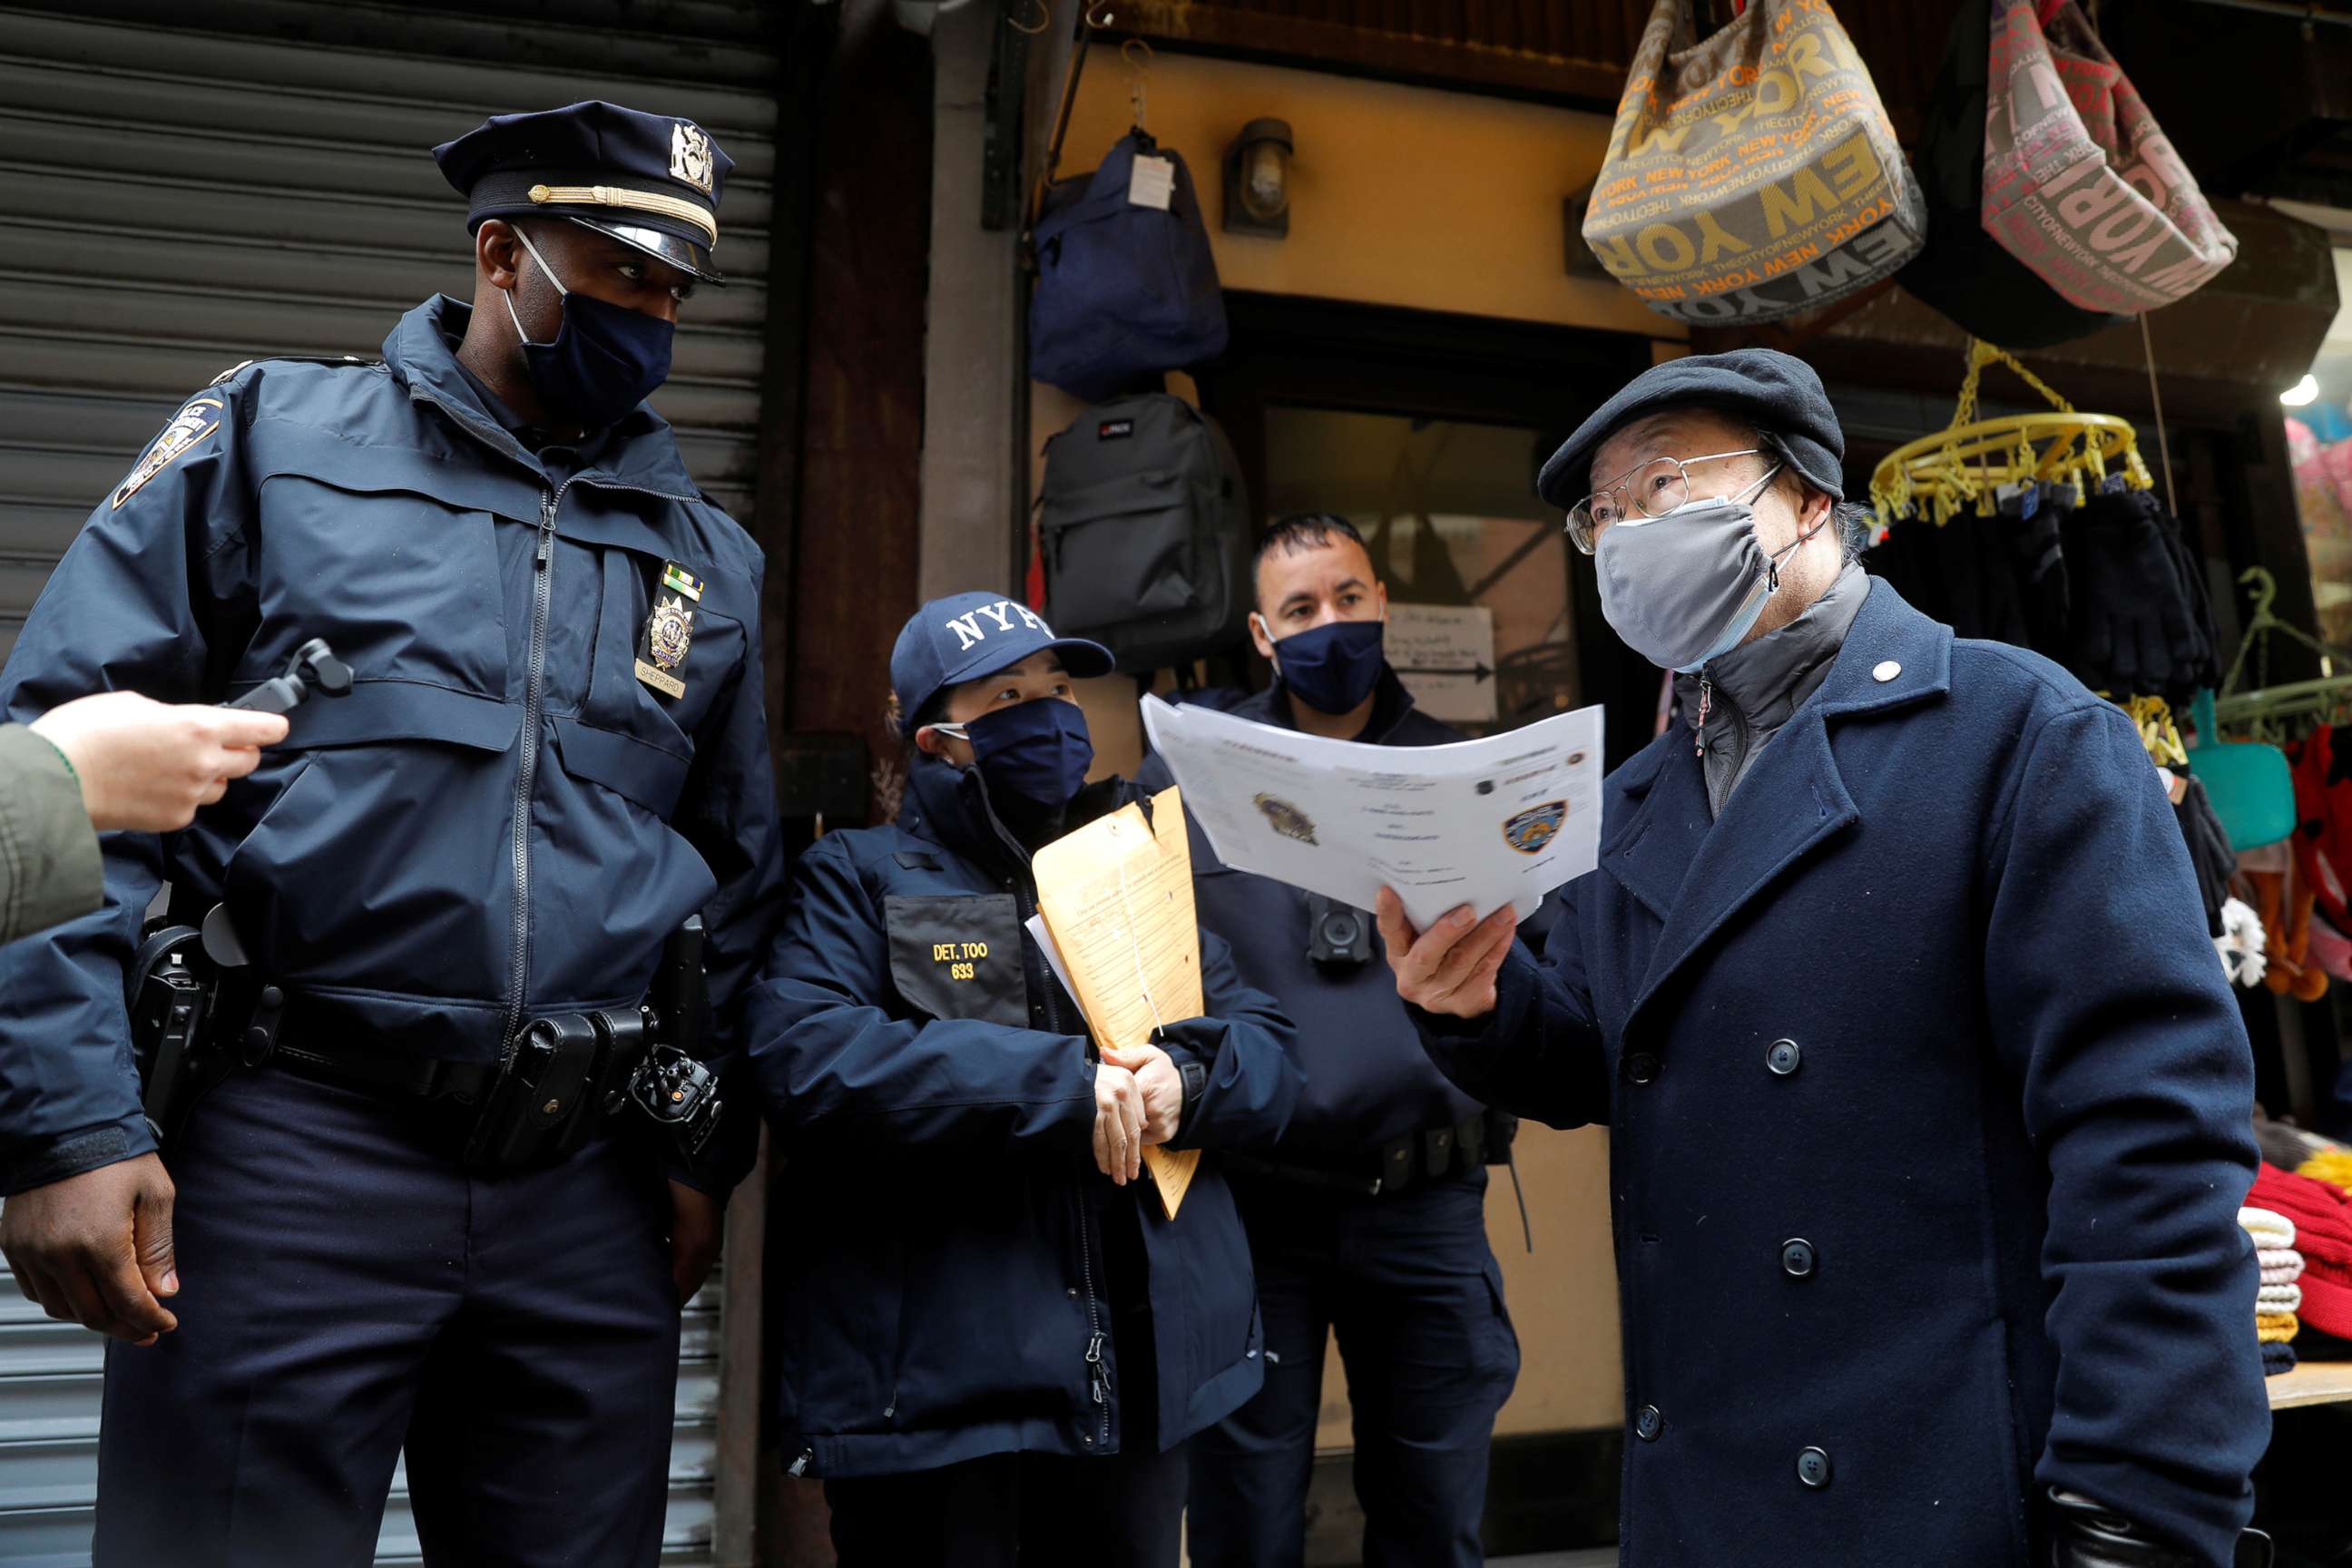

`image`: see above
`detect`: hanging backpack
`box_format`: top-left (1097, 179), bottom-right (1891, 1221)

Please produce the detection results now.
top-left (1030, 132), bottom-right (1229, 403)
top-left (1982, 0), bottom-right (2237, 314)
top-left (1897, 0), bottom-right (2126, 348)
top-left (1037, 393), bottom-right (1251, 672)
top-left (1580, 0), bottom-right (1926, 326)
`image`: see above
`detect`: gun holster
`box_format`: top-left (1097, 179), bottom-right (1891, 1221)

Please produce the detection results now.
top-left (125, 924), bottom-right (226, 1147)
top-left (465, 1008), bottom-right (646, 1171)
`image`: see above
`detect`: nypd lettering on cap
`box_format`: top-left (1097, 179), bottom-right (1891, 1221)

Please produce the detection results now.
top-left (941, 598), bottom-right (1051, 653)
top-left (888, 589), bottom-right (1117, 731)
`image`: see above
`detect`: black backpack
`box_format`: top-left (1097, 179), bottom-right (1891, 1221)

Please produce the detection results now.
top-left (1037, 393), bottom-right (1251, 673)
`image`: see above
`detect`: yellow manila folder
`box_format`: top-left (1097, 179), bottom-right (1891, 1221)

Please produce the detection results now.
top-left (1031, 787), bottom-right (1204, 1220)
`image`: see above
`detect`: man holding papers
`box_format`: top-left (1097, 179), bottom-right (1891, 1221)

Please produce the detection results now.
top-left (1381, 351), bottom-right (2269, 1568)
top-left (1139, 514), bottom-right (1523, 1568)
top-left (744, 592), bottom-right (1300, 1568)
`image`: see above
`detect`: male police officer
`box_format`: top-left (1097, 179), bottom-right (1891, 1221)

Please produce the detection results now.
top-left (0, 102), bottom-right (783, 1566)
top-left (1139, 515), bottom-right (1519, 1568)
top-left (1383, 351), bottom-right (2269, 1567)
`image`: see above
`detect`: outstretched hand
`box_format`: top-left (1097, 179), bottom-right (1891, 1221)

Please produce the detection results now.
top-left (1375, 887), bottom-right (1516, 1020)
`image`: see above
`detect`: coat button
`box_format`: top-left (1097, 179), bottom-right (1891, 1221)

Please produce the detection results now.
top-left (1635, 1405), bottom-right (1663, 1442)
top-left (1624, 1053), bottom-right (1660, 1084)
top-left (1797, 1446), bottom-right (1832, 1487)
top-left (1780, 1239), bottom-right (1818, 1279)
top-left (1872, 660), bottom-right (1901, 682)
top-left (1766, 1039), bottom-right (1801, 1076)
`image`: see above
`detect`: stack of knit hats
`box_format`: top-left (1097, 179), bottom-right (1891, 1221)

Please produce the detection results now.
top-left (2241, 1207), bottom-right (2302, 1375)
top-left (2250, 1161), bottom-right (2352, 1363)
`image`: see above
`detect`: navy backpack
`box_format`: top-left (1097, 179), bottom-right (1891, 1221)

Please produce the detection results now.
top-left (1029, 131), bottom-right (1228, 402)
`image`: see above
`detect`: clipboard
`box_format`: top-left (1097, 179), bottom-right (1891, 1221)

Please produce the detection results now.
top-left (1030, 786), bottom-right (1205, 1220)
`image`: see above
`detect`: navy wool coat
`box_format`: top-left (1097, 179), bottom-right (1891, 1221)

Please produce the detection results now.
top-left (1417, 583), bottom-right (2268, 1567)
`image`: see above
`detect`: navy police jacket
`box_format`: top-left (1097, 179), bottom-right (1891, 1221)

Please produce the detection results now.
top-left (0, 297), bottom-right (784, 1194)
top-left (745, 750), bottom-right (1301, 1476)
top-left (1138, 671), bottom-right (1486, 1163)
top-left (1416, 583), bottom-right (2268, 1567)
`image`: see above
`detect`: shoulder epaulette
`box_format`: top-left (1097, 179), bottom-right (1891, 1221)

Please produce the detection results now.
top-left (209, 354), bottom-right (384, 387)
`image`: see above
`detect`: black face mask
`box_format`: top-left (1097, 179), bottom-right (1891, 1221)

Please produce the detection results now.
top-left (936, 698), bottom-right (1095, 809)
top-left (1267, 617), bottom-right (1387, 716)
top-left (504, 227), bottom-right (675, 430)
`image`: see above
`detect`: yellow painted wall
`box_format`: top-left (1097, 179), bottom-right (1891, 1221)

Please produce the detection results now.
top-left (1034, 54), bottom-right (1654, 1446)
top-left (1053, 51), bottom-right (1685, 336)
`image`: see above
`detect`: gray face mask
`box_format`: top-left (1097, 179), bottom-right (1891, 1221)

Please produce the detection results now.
top-left (1593, 465), bottom-right (1822, 672)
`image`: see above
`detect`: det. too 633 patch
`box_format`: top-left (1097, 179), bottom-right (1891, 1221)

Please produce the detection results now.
top-left (112, 397), bottom-right (225, 509)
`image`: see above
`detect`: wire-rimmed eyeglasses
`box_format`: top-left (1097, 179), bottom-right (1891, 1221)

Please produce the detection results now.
top-left (1564, 448), bottom-right (1773, 554)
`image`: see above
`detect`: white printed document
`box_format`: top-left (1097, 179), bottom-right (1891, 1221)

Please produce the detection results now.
top-left (1138, 695), bottom-right (1605, 933)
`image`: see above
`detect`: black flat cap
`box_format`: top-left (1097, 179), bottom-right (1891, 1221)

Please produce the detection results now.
top-left (1536, 348), bottom-right (1845, 510)
top-left (434, 100), bottom-right (734, 282)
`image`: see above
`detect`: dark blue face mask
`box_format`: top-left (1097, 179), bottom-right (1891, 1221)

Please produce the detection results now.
top-left (505, 226), bottom-right (675, 430)
top-left (1268, 616), bottom-right (1387, 717)
top-left (937, 698), bottom-right (1095, 808)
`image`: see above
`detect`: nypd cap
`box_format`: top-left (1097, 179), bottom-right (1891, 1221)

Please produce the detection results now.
top-left (433, 100), bottom-right (733, 282)
top-left (892, 593), bottom-right (1114, 732)
top-left (1536, 348), bottom-right (1846, 510)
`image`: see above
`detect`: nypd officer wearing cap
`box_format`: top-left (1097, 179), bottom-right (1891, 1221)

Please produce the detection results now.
top-left (1381, 350), bottom-right (2269, 1567)
top-left (0, 101), bottom-right (783, 1565)
top-left (745, 592), bottom-right (1302, 1568)
top-left (1137, 514), bottom-right (1520, 1568)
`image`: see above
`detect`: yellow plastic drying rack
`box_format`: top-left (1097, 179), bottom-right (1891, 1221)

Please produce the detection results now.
top-left (1869, 338), bottom-right (2153, 531)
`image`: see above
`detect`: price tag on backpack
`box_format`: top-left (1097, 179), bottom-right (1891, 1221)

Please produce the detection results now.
top-left (1127, 154), bottom-right (1174, 211)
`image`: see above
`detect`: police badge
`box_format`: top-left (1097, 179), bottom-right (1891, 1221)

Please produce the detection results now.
top-left (670, 122), bottom-right (715, 193)
top-left (1501, 800), bottom-right (1567, 855)
top-left (1253, 793), bottom-right (1318, 846)
top-left (634, 564), bottom-right (702, 699)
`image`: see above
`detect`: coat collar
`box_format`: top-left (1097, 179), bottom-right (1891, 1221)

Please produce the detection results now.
top-left (381, 295), bottom-right (701, 501)
top-left (1602, 580), bottom-right (1953, 1028)
top-left (1239, 665), bottom-right (1420, 743)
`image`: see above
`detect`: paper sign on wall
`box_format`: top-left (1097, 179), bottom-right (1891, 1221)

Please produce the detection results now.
top-left (1385, 603), bottom-right (1496, 725)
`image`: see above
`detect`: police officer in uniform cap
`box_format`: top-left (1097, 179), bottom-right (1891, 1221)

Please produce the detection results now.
top-left (746, 593), bottom-right (1303, 1567)
top-left (0, 101), bottom-right (784, 1566)
top-left (1138, 515), bottom-right (1522, 1568)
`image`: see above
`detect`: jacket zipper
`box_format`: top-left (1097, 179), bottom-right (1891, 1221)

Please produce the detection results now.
top-left (504, 487), bottom-right (559, 1044)
top-left (977, 772), bottom-right (1112, 1447)
top-left (405, 381), bottom-right (708, 1043)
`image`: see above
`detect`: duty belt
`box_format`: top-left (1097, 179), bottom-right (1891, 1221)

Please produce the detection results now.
top-left (1222, 1111), bottom-right (1512, 1197)
top-left (130, 916), bottom-right (725, 1173)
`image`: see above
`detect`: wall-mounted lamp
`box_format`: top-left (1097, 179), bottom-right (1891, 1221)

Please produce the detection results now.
top-left (1223, 118), bottom-right (1293, 238)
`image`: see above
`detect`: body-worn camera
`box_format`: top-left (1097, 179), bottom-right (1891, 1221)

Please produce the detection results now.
top-left (1306, 894), bottom-right (1373, 967)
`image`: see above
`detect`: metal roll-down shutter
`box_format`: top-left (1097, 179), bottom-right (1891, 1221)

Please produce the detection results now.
top-left (0, 3), bottom-right (781, 1562)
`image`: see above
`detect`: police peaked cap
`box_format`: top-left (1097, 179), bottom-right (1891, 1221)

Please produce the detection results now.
top-left (1537, 349), bottom-right (1846, 510)
top-left (433, 100), bottom-right (734, 282)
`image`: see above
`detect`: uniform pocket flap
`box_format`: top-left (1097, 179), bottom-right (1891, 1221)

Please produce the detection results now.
top-left (883, 894), bottom-right (1027, 1027)
top-left (274, 680), bottom-right (521, 753)
top-left (554, 716), bottom-right (691, 818)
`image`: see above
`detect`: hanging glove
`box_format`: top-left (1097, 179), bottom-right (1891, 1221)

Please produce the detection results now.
top-left (1864, 516), bottom-right (1945, 622)
top-left (1931, 513), bottom-right (1999, 641)
top-left (2149, 497), bottom-right (2221, 691)
top-left (2063, 489), bottom-right (2202, 701)
top-left (2173, 774), bottom-right (2236, 937)
top-left (2004, 483), bottom-right (2072, 658)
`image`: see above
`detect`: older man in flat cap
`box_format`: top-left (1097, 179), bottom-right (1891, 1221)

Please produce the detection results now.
top-left (1378, 350), bottom-right (2272, 1568)
top-left (0, 100), bottom-right (781, 1565)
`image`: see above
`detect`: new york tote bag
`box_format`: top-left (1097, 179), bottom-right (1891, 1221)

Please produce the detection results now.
top-left (1581, 0), bottom-right (1926, 326)
top-left (1982, 0), bottom-right (2236, 314)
